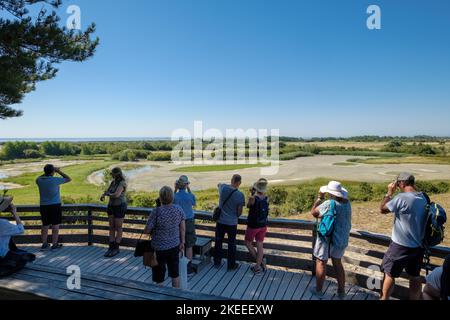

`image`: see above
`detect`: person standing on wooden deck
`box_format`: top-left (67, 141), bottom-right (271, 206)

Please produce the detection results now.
top-left (380, 173), bottom-right (428, 300)
top-left (422, 255), bottom-right (450, 300)
top-left (174, 175), bottom-right (197, 275)
top-left (100, 167), bottom-right (127, 258)
top-left (310, 181), bottom-right (352, 300)
top-left (144, 186), bottom-right (186, 288)
top-left (214, 174), bottom-right (245, 271)
top-left (245, 178), bottom-right (269, 275)
top-left (36, 165), bottom-right (72, 251)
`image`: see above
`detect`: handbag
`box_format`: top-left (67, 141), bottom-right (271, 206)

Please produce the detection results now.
top-left (213, 188), bottom-right (238, 222)
top-left (134, 207), bottom-right (159, 267)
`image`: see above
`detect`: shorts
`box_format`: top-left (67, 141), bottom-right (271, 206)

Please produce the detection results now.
top-left (107, 203), bottom-right (127, 219)
top-left (245, 227), bottom-right (268, 243)
top-left (185, 219), bottom-right (197, 249)
top-left (152, 246), bottom-right (180, 283)
top-left (40, 204), bottom-right (62, 227)
top-left (381, 242), bottom-right (424, 278)
top-left (313, 236), bottom-right (346, 261)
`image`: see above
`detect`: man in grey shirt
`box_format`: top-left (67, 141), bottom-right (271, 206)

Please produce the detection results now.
top-left (214, 174), bottom-right (245, 271)
top-left (379, 172), bottom-right (428, 300)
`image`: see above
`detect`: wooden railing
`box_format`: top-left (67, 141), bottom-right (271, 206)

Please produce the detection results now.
top-left (7, 204), bottom-right (450, 300)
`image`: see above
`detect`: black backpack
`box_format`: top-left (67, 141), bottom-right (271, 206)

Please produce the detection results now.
top-left (253, 196), bottom-right (269, 227)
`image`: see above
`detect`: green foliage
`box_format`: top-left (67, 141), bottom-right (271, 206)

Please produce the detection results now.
top-left (147, 152), bottom-right (172, 161)
top-left (267, 186), bottom-right (288, 205)
top-left (129, 192), bottom-right (156, 208)
top-left (23, 149), bottom-right (44, 159)
top-left (40, 141), bottom-right (80, 156)
top-left (382, 141), bottom-right (441, 155)
top-left (0, 141), bottom-right (39, 159)
top-left (0, 0), bottom-right (99, 119)
top-left (111, 149), bottom-right (150, 161)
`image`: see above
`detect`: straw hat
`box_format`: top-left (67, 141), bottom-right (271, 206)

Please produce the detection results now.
top-left (320, 181), bottom-right (348, 199)
top-left (254, 178), bottom-right (268, 193)
top-left (0, 195), bottom-right (13, 212)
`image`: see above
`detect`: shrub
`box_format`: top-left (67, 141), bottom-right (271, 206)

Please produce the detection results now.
top-left (268, 187), bottom-right (288, 205)
top-left (23, 149), bottom-right (44, 159)
top-left (130, 193), bottom-right (155, 208)
top-left (147, 152), bottom-right (172, 161)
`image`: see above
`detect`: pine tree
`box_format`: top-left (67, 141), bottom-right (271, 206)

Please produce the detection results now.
top-left (0, 0), bottom-right (99, 119)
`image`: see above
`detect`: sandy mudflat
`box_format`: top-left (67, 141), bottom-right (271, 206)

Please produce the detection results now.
top-left (89, 155), bottom-right (450, 192)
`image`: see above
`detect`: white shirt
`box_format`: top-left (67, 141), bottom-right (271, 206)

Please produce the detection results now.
top-left (0, 219), bottom-right (25, 258)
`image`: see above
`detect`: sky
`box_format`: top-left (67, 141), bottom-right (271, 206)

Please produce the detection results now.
top-left (1, 0), bottom-right (450, 138)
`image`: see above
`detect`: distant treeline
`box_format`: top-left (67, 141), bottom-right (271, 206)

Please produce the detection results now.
top-left (0, 136), bottom-right (448, 161)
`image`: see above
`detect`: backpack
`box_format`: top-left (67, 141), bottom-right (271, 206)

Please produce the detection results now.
top-left (422, 193), bottom-right (447, 248)
top-left (254, 196), bottom-right (269, 226)
top-left (317, 200), bottom-right (337, 239)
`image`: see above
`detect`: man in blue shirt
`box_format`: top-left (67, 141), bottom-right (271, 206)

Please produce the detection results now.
top-left (174, 175), bottom-right (197, 274)
top-left (214, 174), bottom-right (245, 271)
top-left (36, 164), bottom-right (72, 251)
top-left (380, 172), bottom-right (428, 300)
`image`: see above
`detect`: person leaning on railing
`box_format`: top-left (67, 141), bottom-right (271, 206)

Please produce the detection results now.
top-left (144, 186), bottom-right (186, 288)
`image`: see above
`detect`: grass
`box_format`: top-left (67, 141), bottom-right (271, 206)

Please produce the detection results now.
top-left (172, 163), bottom-right (270, 173)
top-left (333, 162), bottom-right (358, 166)
top-left (351, 156), bottom-right (450, 165)
top-left (1, 160), bottom-right (115, 204)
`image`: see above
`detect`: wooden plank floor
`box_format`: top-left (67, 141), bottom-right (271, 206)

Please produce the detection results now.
top-left (22, 245), bottom-right (379, 300)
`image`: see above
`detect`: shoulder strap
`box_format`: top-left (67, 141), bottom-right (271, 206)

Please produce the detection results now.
top-left (422, 192), bottom-right (431, 205)
top-left (221, 189), bottom-right (238, 208)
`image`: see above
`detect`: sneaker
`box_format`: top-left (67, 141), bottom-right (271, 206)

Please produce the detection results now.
top-left (261, 258), bottom-right (267, 271)
top-left (251, 265), bottom-right (262, 275)
top-left (187, 262), bottom-right (195, 275)
top-left (40, 243), bottom-right (50, 251)
top-left (108, 243), bottom-right (120, 258)
top-left (310, 287), bottom-right (325, 299)
top-left (227, 263), bottom-right (239, 272)
top-left (51, 244), bottom-right (63, 250)
top-left (104, 242), bottom-right (115, 257)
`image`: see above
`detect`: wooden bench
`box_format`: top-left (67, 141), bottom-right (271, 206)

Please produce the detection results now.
top-left (192, 237), bottom-right (213, 273)
top-left (0, 264), bottom-right (224, 300)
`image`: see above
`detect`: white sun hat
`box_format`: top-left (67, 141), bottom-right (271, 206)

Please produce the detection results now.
top-left (320, 181), bottom-right (348, 199)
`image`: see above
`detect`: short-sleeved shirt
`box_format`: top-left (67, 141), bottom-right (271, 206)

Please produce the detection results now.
top-left (0, 220), bottom-right (25, 258)
top-left (218, 184), bottom-right (245, 226)
top-left (107, 180), bottom-right (127, 206)
top-left (318, 200), bottom-right (352, 249)
top-left (174, 189), bottom-right (196, 220)
top-left (387, 192), bottom-right (428, 248)
top-left (146, 204), bottom-right (185, 251)
top-left (36, 176), bottom-right (67, 206)
top-left (426, 267), bottom-right (449, 299)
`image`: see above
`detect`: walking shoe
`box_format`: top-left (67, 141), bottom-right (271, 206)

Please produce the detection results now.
top-left (40, 243), bottom-right (50, 251)
top-left (187, 262), bottom-right (195, 275)
top-left (104, 242), bottom-right (115, 257)
top-left (51, 243), bottom-right (63, 250)
top-left (227, 263), bottom-right (239, 272)
top-left (251, 265), bottom-right (262, 275)
top-left (261, 257), bottom-right (267, 271)
top-left (108, 243), bottom-right (120, 258)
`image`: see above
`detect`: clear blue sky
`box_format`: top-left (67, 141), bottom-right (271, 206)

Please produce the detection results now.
top-left (1, 0), bottom-right (450, 138)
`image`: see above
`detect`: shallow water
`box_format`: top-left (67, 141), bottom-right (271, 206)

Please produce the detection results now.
top-left (95, 165), bottom-right (153, 182)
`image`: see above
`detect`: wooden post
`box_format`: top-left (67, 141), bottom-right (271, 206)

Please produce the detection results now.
top-left (87, 210), bottom-right (93, 246)
top-left (312, 222), bottom-right (317, 276)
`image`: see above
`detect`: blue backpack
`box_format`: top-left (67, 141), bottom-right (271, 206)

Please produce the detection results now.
top-left (423, 193), bottom-right (447, 248)
top-left (317, 200), bottom-right (337, 239)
